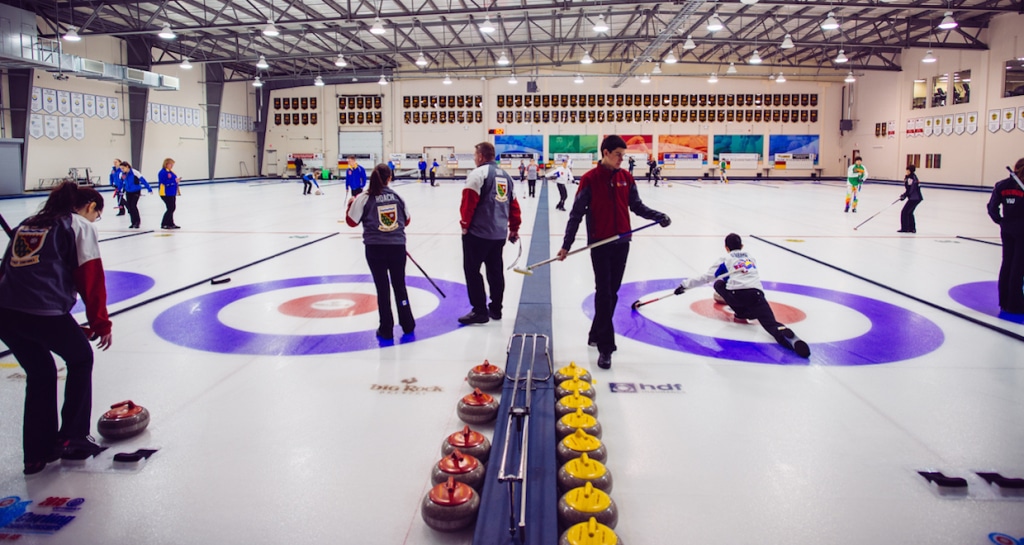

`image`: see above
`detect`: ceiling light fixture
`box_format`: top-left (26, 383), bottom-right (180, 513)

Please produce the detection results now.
top-left (706, 13), bottom-right (724, 32)
top-left (726, 62), bottom-right (737, 74)
top-left (314, 75), bottom-right (324, 86)
top-left (370, 18), bottom-right (386, 35)
top-left (574, 73), bottom-right (584, 84)
top-left (769, 72), bottom-right (776, 81)
top-left (845, 71), bottom-right (856, 83)
top-left (781, 34), bottom-right (794, 49)
top-left (180, 57), bottom-right (193, 69)
top-left (158, 23), bottom-right (175, 40)
top-left (683, 35), bottom-right (697, 50)
top-left (922, 49), bottom-right (937, 63)
top-left (664, 51), bottom-right (678, 64)
top-left (821, 12), bottom-right (840, 31)
top-left (581, 51), bottom-right (594, 64)
top-left (497, 51), bottom-right (510, 65)
top-left (378, 74), bottom-right (388, 85)
top-left (652, 63), bottom-right (662, 74)
top-left (479, 16), bottom-right (495, 33)
top-left (509, 73), bottom-right (518, 84)
top-left (775, 72), bottom-right (786, 83)
top-left (708, 72), bottom-right (718, 83)
top-left (835, 49), bottom-right (849, 63)
top-left (252, 77), bottom-right (263, 87)
top-left (335, 54), bottom-right (347, 67)
top-left (416, 52), bottom-right (428, 66)
top-left (749, 50), bottom-right (762, 64)
top-left (938, 11), bottom-right (958, 30)
top-left (262, 21), bottom-right (280, 37)
top-left (640, 73), bottom-right (651, 83)
top-left (593, 14), bottom-right (609, 33)
top-left (256, 55), bottom-right (269, 69)
top-left (740, 0), bottom-right (759, 4)
top-left (63, 26), bottom-right (82, 42)
top-left (443, 74), bottom-right (452, 85)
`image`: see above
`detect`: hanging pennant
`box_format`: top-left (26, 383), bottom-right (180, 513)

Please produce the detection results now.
top-left (274, 98), bottom-right (282, 109)
top-left (1002, 108), bottom-right (1016, 132)
top-left (966, 111), bottom-right (978, 134)
top-left (95, 96), bottom-right (108, 118)
top-left (29, 113), bottom-right (43, 139)
top-left (44, 115), bottom-right (58, 139)
top-left (310, 97), bottom-right (317, 109)
top-left (31, 87), bottom-right (42, 112)
top-left (185, 108), bottom-right (194, 126)
top-left (292, 113), bottom-right (299, 124)
top-left (169, 107), bottom-right (178, 125)
top-left (194, 109), bottom-right (202, 127)
top-left (71, 117), bottom-right (85, 140)
top-left (291, 97), bottom-right (299, 109)
top-left (70, 92), bottom-right (83, 116)
top-left (311, 113), bottom-right (318, 125)
top-left (57, 90), bottom-right (71, 115)
top-left (954, 113), bottom-right (966, 135)
top-left (1017, 107), bottom-right (1024, 132)
top-left (275, 113), bottom-right (282, 125)
top-left (108, 97), bottom-right (119, 120)
top-left (42, 89), bottom-right (57, 113)
top-left (149, 102), bottom-right (159, 123)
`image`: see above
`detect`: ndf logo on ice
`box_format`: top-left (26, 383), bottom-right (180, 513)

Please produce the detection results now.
top-left (608, 382), bottom-right (683, 393)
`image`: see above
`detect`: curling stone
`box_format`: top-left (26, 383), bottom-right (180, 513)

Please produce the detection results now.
top-left (556, 408), bottom-right (602, 440)
top-left (556, 377), bottom-right (595, 400)
top-left (421, 476), bottom-right (480, 532)
top-left (558, 453), bottom-right (613, 493)
top-left (555, 391), bottom-right (598, 419)
top-left (554, 362), bottom-right (592, 384)
top-left (97, 400), bottom-right (150, 440)
top-left (557, 429), bottom-right (607, 465)
top-left (466, 360), bottom-right (505, 392)
top-left (557, 482), bottom-right (618, 530)
top-left (431, 449), bottom-right (486, 491)
top-left (457, 388), bottom-right (499, 425)
top-left (559, 517), bottom-right (622, 545)
top-left (441, 425), bottom-right (492, 464)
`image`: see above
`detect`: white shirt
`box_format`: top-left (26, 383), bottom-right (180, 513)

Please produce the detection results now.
top-left (682, 249), bottom-right (764, 291)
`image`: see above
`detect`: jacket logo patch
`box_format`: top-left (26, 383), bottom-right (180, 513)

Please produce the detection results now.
top-left (495, 179), bottom-right (509, 203)
top-left (377, 204), bottom-right (399, 232)
top-left (11, 227), bottom-right (48, 267)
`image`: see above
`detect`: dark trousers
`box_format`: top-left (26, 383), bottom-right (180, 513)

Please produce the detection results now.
top-left (713, 281), bottom-right (791, 343)
top-left (161, 195), bottom-right (177, 227)
top-left (350, 187), bottom-right (363, 197)
top-left (430, 171), bottom-right (436, 186)
top-left (0, 308), bottom-right (93, 463)
top-left (365, 245), bottom-right (415, 332)
top-left (420, 169), bottom-right (427, 180)
top-left (126, 191), bottom-right (142, 226)
top-left (528, 179), bottom-right (536, 197)
top-left (462, 233), bottom-right (505, 314)
top-left (900, 199), bottom-right (920, 232)
top-left (998, 228), bottom-right (1024, 312)
top-left (589, 242), bottom-right (630, 354)
top-left (556, 183), bottom-right (568, 209)
top-left (303, 181), bottom-right (312, 194)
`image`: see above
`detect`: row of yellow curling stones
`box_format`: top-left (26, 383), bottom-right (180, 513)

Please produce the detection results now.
top-left (555, 362), bottom-right (621, 545)
top-left (420, 360), bottom-right (504, 533)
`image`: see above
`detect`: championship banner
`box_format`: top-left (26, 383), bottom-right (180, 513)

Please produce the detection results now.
top-left (149, 103), bottom-right (159, 123)
top-left (58, 117), bottom-right (72, 140)
top-left (72, 118), bottom-right (85, 140)
top-left (194, 109), bottom-right (202, 127)
top-left (42, 89), bottom-right (57, 113)
top-left (988, 109), bottom-right (1001, 133)
top-left (95, 96), bottom-right (108, 118)
top-left (906, 118), bottom-right (914, 137)
top-left (169, 107), bottom-right (178, 125)
top-left (1002, 108), bottom-right (1016, 132)
top-left (178, 107), bottom-right (186, 126)
top-left (29, 114), bottom-right (43, 139)
top-left (70, 93), bottom-right (83, 116)
top-left (108, 97), bottom-right (119, 120)
top-left (84, 94), bottom-right (96, 117)
top-left (160, 104), bottom-right (169, 124)
top-left (31, 87), bottom-right (42, 112)
top-left (966, 112), bottom-right (978, 135)
top-left (44, 115), bottom-right (58, 139)
top-left (923, 117), bottom-right (933, 137)
top-left (57, 90), bottom-right (71, 115)
top-left (1018, 107), bottom-right (1024, 132)
top-left (915, 118), bottom-right (924, 136)
top-left (943, 114), bottom-right (954, 135)
top-left (888, 119), bottom-right (896, 139)
top-left (185, 108), bottom-right (193, 126)
top-left (954, 113), bottom-right (965, 135)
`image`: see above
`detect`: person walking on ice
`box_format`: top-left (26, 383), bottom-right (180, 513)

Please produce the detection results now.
top-left (718, 156), bottom-right (729, 184)
top-left (845, 157), bottom-right (868, 213)
top-left (674, 233), bottom-right (810, 358)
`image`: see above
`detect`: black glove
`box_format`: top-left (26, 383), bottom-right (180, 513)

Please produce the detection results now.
top-left (674, 285), bottom-right (686, 295)
top-left (899, 195), bottom-right (907, 201)
top-left (657, 214), bottom-right (671, 228)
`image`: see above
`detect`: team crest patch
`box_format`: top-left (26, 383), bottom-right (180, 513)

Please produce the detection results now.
top-left (495, 179), bottom-right (509, 203)
top-left (11, 227), bottom-right (49, 267)
top-left (377, 204), bottom-right (399, 232)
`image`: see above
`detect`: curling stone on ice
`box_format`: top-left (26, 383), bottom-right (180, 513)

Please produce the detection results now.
top-left (555, 391), bottom-right (598, 419)
top-left (560, 517), bottom-right (622, 545)
top-left (557, 429), bottom-right (607, 465)
top-left (421, 476), bottom-right (480, 532)
top-left (442, 425), bottom-right (492, 464)
top-left (556, 377), bottom-right (596, 400)
top-left (466, 360), bottom-right (505, 392)
top-left (457, 388), bottom-right (499, 425)
top-left (554, 362), bottom-right (592, 384)
top-left (558, 453), bottom-right (613, 493)
top-left (97, 400), bottom-right (150, 440)
top-left (556, 407), bottom-right (602, 439)
top-left (431, 449), bottom-right (486, 491)
top-left (557, 482), bottom-right (618, 530)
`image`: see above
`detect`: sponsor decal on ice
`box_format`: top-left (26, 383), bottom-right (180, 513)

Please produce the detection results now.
top-left (608, 382), bottom-right (683, 393)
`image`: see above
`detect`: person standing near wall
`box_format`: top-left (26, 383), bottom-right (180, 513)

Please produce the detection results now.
top-left (0, 182), bottom-right (112, 475)
top-left (628, 156), bottom-right (636, 176)
top-left (158, 158), bottom-right (181, 230)
top-left (547, 159), bottom-right (573, 211)
top-left (293, 156), bottom-right (304, 177)
top-left (458, 142), bottom-right (522, 325)
top-left (346, 164), bottom-right (416, 339)
top-left (118, 162), bottom-right (152, 229)
top-left (647, 155), bottom-right (657, 184)
top-left (418, 157), bottom-right (427, 182)
top-left (519, 160), bottom-right (526, 183)
top-left (527, 158), bottom-right (538, 198)
top-left (986, 158), bottom-right (1024, 314)
top-left (110, 158), bottom-right (125, 216)
top-left (346, 156), bottom-right (367, 197)
top-left (897, 165), bottom-right (923, 233)
top-left (844, 157), bottom-right (868, 213)
top-left (430, 158), bottom-right (440, 187)
top-left (718, 156), bottom-right (729, 184)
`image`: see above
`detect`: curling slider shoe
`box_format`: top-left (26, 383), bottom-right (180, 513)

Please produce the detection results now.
top-left (776, 327), bottom-right (811, 358)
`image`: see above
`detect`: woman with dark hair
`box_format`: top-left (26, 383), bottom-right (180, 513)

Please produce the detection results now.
top-left (345, 163), bottom-right (415, 339)
top-left (897, 164), bottom-right (923, 233)
top-left (118, 161), bottom-right (153, 229)
top-left (987, 158), bottom-right (1024, 314)
top-left (0, 181), bottom-right (112, 474)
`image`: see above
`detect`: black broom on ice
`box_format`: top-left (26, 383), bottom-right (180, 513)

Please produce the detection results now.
top-left (406, 251), bottom-right (446, 298)
top-left (513, 221), bottom-right (659, 275)
top-left (853, 198), bottom-right (902, 230)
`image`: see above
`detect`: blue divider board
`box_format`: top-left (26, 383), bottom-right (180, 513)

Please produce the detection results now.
top-left (473, 180), bottom-right (559, 545)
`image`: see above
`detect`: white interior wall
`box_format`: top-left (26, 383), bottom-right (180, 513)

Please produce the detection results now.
top-left (140, 62), bottom-right (209, 182)
top-left (212, 81), bottom-right (258, 178)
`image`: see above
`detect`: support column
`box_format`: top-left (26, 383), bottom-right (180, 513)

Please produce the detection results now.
top-left (8, 69), bottom-right (32, 187)
top-left (124, 37), bottom-right (151, 170)
top-left (205, 65), bottom-right (223, 180)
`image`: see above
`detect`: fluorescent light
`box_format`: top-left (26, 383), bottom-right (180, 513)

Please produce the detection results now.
top-left (479, 16), bottom-right (495, 33)
top-left (252, 77), bottom-right (263, 87)
top-left (497, 51), bottom-right (510, 65)
top-left (416, 52), bottom-right (428, 66)
top-left (775, 72), bottom-right (786, 83)
top-left (443, 74), bottom-right (452, 85)
top-left (835, 49), bottom-right (848, 63)
top-left (664, 51), bottom-right (677, 64)
top-left (781, 34), bottom-right (794, 49)
top-left (593, 14), bottom-right (609, 33)
top-left (726, 62), bottom-right (737, 74)
top-left (180, 57), bottom-right (193, 69)
top-left (370, 18), bottom-right (386, 35)
top-left (749, 50), bottom-right (762, 64)
top-left (256, 55), bottom-right (269, 69)
top-left (845, 71), bottom-right (856, 83)
top-left (63, 26), bottom-right (82, 42)
top-left (640, 73), bottom-right (651, 83)
top-left (652, 63), bottom-right (662, 74)
top-left (262, 21), bottom-right (279, 37)
top-left (683, 35), bottom-right (697, 50)
top-left (708, 72), bottom-right (718, 83)
top-left (707, 14), bottom-right (724, 32)
top-left (158, 23), bottom-right (176, 40)
top-left (581, 51), bottom-right (593, 64)
top-left (922, 49), bottom-right (937, 63)
top-left (574, 74), bottom-right (584, 84)
top-left (335, 54), bottom-right (347, 67)
top-left (938, 11), bottom-right (958, 30)
top-left (378, 75), bottom-right (387, 85)
top-left (314, 76), bottom-right (324, 86)
top-left (821, 12), bottom-right (839, 31)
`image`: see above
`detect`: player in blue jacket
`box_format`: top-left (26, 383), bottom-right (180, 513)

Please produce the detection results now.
top-left (301, 171), bottom-right (320, 195)
top-left (345, 156), bottom-right (367, 197)
top-left (110, 158), bottom-right (125, 216)
top-left (118, 162), bottom-right (152, 229)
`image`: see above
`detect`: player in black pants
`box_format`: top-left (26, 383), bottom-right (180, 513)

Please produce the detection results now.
top-left (987, 158), bottom-right (1024, 314)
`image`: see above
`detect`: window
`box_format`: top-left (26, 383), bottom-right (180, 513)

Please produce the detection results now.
top-left (1004, 59), bottom-right (1024, 98)
top-left (931, 74), bottom-right (948, 107)
top-left (911, 79), bottom-right (927, 110)
top-left (952, 70), bottom-right (971, 105)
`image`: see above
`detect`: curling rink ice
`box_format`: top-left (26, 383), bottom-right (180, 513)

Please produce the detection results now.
top-left (1, 174), bottom-right (1023, 545)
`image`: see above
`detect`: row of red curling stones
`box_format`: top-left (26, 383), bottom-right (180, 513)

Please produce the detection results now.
top-left (420, 360), bottom-right (622, 545)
